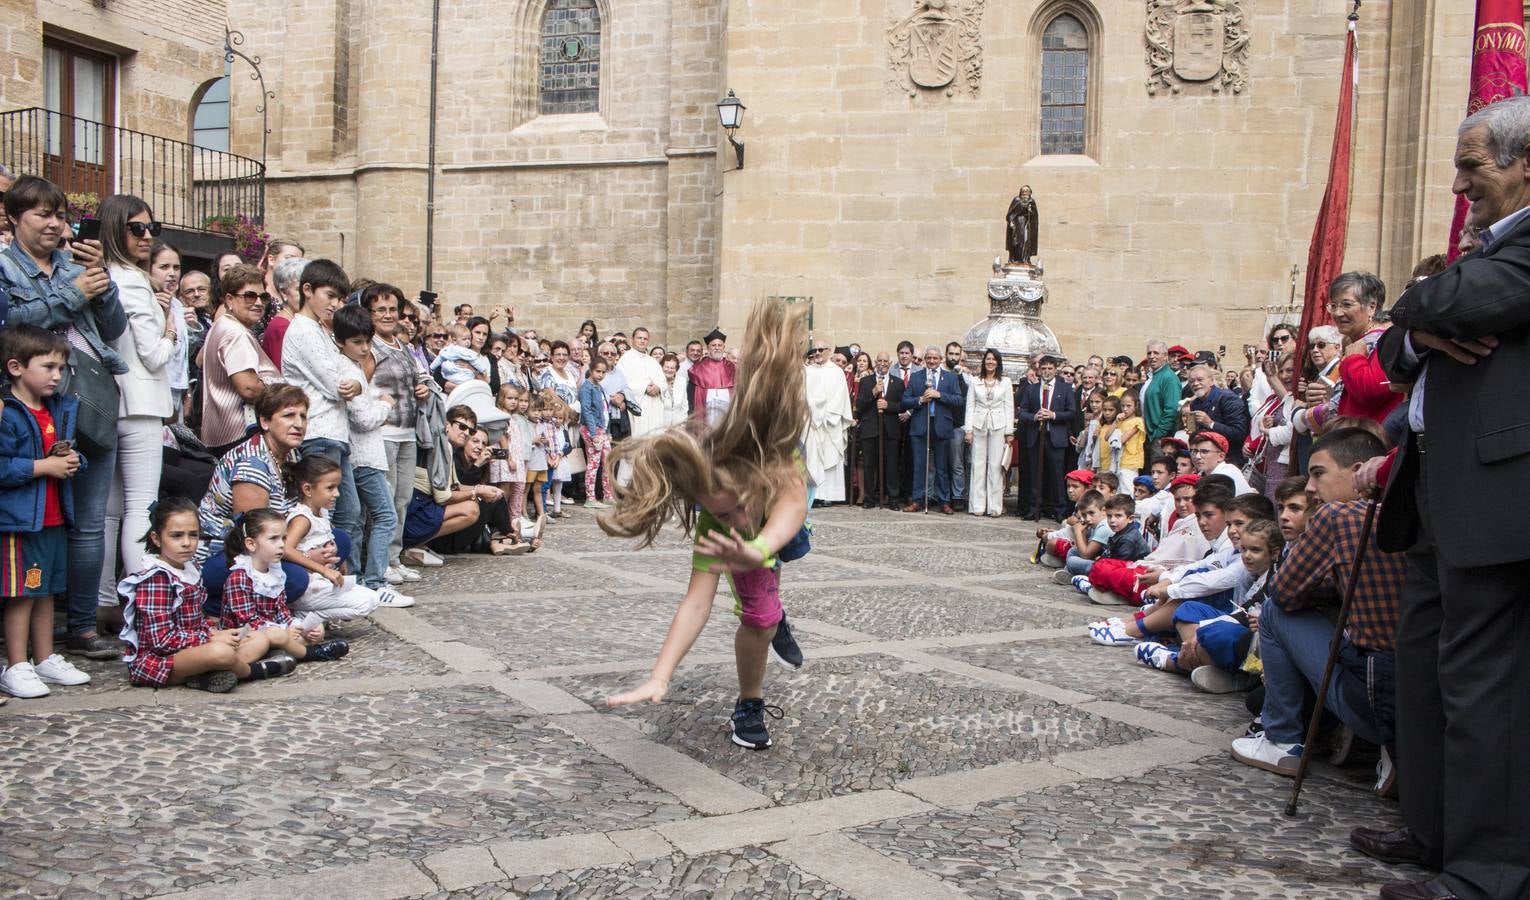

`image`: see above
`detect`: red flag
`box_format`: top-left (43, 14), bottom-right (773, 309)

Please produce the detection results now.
top-left (1292, 15), bottom-right (1358, 380)
top-left (1447, 0), bottom-right (1529, 259)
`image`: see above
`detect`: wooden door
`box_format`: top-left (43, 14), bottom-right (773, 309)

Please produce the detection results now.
top-left (42, 40), bottom-right (115, 198)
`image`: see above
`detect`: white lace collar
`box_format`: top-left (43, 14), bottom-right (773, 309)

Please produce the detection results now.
top-left (231, 554), bottom-right (287, 597)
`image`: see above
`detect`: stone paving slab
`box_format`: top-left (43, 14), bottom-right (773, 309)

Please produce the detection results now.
top-left (410, 847), bottom-right (852, 900)
top-left (0, 686), bottom-right (690, 898)
top-left (406, 552), bottom-right (662, 594)
top-left (409, 590), bottom-right (740, 670)
top-left (816, 542), bottom-right (1029, 579)
top-left (553, 653), bottom-right (1153, 805)
top-left (951, 636), bottom-right (1256, 732)
top-left (850, 756), bottom-right (1424, 899)
top-left (780, 582), bottom-right (1093, 641)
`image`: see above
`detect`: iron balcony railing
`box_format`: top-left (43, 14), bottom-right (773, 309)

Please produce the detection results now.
top-left (0, 106), bottom-right (264, 231)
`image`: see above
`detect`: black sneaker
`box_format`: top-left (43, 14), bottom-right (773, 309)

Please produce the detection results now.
top-left (770, 616), bottom-right (804, 669)
top-left (65, 633), bottom-right (125, 660)
top-left (247, 652), bottom-right (296, 680)
top-left (304, 640), bottom-right (350, 662)
top-left (184, 671), bottom-right (238, 693)
top-left (730, 697), bottom-right (783, 750)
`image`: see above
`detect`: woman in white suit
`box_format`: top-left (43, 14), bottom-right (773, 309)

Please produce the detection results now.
top-left (98, 195), bottom-right (175, 602)
top-left (963, 348), bottom-right (1014, 517)
top-left (658, 352), bottom-right (690, 427)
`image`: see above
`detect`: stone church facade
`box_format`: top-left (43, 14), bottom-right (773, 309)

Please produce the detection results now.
top-left (231, 0), bottom-right (1475, 354)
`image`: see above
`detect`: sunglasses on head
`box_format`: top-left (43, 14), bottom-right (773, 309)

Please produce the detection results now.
top-left (127, 221), bottom-right (164, 238)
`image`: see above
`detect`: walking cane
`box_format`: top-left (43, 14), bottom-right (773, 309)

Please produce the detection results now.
top-left (1284, 492), bottom-right (1381, 816)
top-left (877, 396), bottom-right (886, 508)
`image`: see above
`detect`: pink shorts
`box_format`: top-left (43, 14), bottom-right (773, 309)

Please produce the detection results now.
top-left (729, 566), bottom-right (783, 630)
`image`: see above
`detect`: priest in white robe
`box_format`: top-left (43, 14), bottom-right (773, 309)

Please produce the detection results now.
top-left (803, 344), bottom-right (854, 505)
top-left (616, 326), bottom-right (668, 440)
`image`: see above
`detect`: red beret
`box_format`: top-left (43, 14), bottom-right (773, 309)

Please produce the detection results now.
top-left (1170, 473), bottom-right (1202, 489)
top-left (1191, 430), bottom-right (1230, 453)
top-left (1065, 469), bottom-right (1096, 486)
top-left (1167, 345), bottom-right (1190, 357)
top-left (1158, 437), bottom-right (1189, 451)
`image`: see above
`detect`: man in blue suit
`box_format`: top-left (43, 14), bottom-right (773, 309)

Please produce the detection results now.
top-left (902, 345), bottom-right (963, 514)
top-left (1016, 355), bottom-right (1078, 519)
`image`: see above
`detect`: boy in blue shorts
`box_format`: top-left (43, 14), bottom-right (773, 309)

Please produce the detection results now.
top-left (0, 325), bottom-right (94, 699)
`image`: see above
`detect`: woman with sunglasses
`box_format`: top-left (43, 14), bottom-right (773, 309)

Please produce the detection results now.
top-left (99, 194), bottom-right (177, 617)
top-left (200, 263), bottom-right (280, 457)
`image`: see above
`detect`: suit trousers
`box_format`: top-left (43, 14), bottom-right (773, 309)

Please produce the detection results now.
top-left (860, 432), bottom-right (900, 505)
top-left (967, 428), bottom-right (1008, 515)
top-left (909, 430), bottom-right (950, 505)
top-left (946, 430), bottom-right (967, 501)
top-left (1397, 465), bottom-right (1530, 900)
top-left (1021, 437), bottom-right (1066, 518)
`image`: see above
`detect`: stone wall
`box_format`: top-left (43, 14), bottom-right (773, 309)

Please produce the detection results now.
top-left (235, 0), bottom-right (726, 347)
top-left (714, 0), bottom-right (1472, 357)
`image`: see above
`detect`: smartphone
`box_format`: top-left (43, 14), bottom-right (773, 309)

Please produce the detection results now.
top-left (1217, 344), bottom-right (1227, 358)
top-left (418, 290), bottom-right (439, 309)
top-left (490, 447), bottom-right (509, 460)
top-left (1243, 344), bottom-right (1256, 358)
top-left (1270, 349), bottom-right (1284, 364)
top-left (74, 218), bottom-right (101, 242)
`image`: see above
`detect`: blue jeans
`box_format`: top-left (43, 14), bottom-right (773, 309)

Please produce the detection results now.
top-left (352, 466), bottom-right (397, 589)
top-left (66, 443), bottom-right (117, 635)
top-left (300, 437), bottom-right (361, 572)
top-left (1064, 550), bottom-right (1096, 577)
top-left (1258, 599), bottom-right (1382, 746)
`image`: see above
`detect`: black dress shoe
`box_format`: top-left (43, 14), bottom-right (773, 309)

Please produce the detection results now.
top-left (1349, 826), bottom-right (1430, 866)
top-left (1379, 878), bottom-right (1458, 900)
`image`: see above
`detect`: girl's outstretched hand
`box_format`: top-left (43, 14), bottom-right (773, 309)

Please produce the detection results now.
top-left (695, 526), bottom-right (765, 574)
top-left (605, 677), bottom-right (669, 707)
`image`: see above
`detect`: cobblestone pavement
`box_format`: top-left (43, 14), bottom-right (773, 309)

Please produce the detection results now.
top-left (0, 506), bottom-right (1417, 899)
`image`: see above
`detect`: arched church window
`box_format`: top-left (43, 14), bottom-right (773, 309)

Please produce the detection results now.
top-left (1040, 14), bottom-right (1088, 155)
top-left (539, 0), bottom-right (602, 115)
top-left (193, 66), bottom-right (231, 152)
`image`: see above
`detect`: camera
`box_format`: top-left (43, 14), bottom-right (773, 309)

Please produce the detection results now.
top-left (418, 290), bottom-right (439, 310)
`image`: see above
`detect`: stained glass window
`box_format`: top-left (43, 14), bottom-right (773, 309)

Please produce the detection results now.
top-left (1040, 14), bottom-right (1088, 155)
top-left (540, 0), bottom-right (602, 115)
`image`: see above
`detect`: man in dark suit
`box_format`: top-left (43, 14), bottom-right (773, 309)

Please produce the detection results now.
top-left (1349, 98), bottom-right (1530, 900)
top-left (1016, 355), bottom-right (1077, 519)
top-left (902, 345), bottom-right (962, 514)
top-left (1186, 363), bottom-right (1250, 466)
top-left (856, 351), bottom-right (904, 509)
top-left (892, 340), bottom-right (919, 500)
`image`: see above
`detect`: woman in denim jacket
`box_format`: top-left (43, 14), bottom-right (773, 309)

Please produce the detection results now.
top-left (0, 176), bottom-right (127, 659)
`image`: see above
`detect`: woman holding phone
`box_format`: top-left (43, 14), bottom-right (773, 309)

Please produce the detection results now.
top-left (98, 194), bottom-right (177, 617)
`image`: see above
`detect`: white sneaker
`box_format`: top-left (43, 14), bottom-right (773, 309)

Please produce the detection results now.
top-left (395, 564), bottom-right (422, 582)
top-left (1230, 731), bottom-right (1302, 776)
top-left (1088, 621), bottom-right (1136, 646)
top-left (376, 588), bottom-right (416, 608)
top-left (383, 566), bottom-right (405, 585)
top-left (420, 549), bottom-right (445, 566)
top-left (0, 662), bottom-right (51, 698)
top-left (33, 653), bottom-right (91, 686)
top-left (1190, 665), bottom-right (1258, 694)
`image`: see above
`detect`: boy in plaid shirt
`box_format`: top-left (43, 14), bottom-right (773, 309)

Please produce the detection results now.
top-left (1231, 427), bottom-right (1404, 779)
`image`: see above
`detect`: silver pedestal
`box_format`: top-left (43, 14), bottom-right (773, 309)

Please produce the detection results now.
top-left (961, 262), bottom-right (1065, 380)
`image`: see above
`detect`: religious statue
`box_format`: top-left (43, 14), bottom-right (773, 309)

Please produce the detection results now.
top-left (1005, 185), bottom-right (1038, 267)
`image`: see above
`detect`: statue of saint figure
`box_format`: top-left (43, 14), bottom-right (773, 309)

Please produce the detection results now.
top-left (1005, 185), bottom-right (1038, 266)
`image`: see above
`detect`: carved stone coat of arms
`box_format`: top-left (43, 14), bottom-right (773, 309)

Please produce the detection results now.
top-left (887, 0), bottom-right (986, 97)
top-left (1145, 0), bottom-right (1249, 95)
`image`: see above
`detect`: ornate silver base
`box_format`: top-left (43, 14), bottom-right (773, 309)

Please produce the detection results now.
top-left (962, 263), bottom-right (1064, 380)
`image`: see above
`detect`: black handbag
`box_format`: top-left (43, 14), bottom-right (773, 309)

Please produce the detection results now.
top-left (59, 347), bottom-right (120, 455)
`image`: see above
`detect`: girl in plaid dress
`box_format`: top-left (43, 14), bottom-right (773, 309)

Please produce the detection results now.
top-left (219, 509), bottom-right (350, 663)
top-left (118, 499), bottom-right (289, 693)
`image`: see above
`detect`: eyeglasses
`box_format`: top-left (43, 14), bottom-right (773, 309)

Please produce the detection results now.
top-left (126, 221), bottom-right (164, 238)
top-left (1311, 341), bottom-right (1331, 349)
top-left (428, 332), bottom-right (448, 339)
top-left (1325, 300), bottom-right (1365, 313)
top-left (1271, 334), bottom-right (1293, 344)
top-left (230, 290), bottom-right (263, 303)
top-left (448, 420), bottom-right (472, 431)
top-left (1189, 448), bottom-right (1216, 456)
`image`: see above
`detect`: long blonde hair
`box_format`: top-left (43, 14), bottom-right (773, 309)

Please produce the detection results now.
top-left (599, 299), bottom-right (808, 547)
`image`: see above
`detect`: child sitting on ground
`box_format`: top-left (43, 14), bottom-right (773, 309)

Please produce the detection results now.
top-left (1093, 471), bottom-right (1120, 497)
top-left (1089, 489), bottom-right (1275, 654)
top-left (283, 456), bottom-right (385, 622)
top-left (1034, 469), bottom-right (1098, 566)
top-left (1051, 490), bottom-right (1108, 584)
top-left (0, 325), bottom-right (92, 699)
top-left (1081, 473), bottom-right (1209, 604)
top-left (430, 323), bottom-right (490, 387)
top-left (1169, 517), bottom-right (1285, 693)
top-left (219, 509), bottom-right (350, 662)
top-left (119, 498), bottom-right (290, 693)
top-left (1066, 494), bottom-right (1153, 593)
top-left (1136, 456), bottom-right (1178, 543)
top-left (1132, 476), bottom-right (1154, 503)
